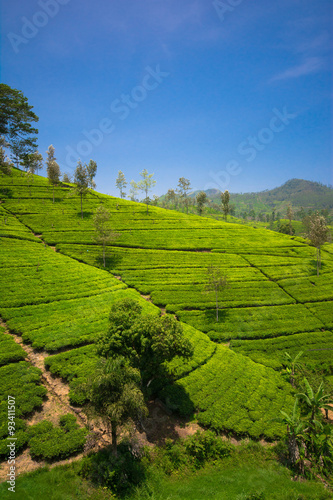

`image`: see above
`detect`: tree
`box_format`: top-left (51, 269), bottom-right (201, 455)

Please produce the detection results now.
top-left (220, 190), bottom-right (230, 221)
top-left (287, 204), bottom-right (294, 236)
top-left (0, 84), bottom-right (39, 162)
top-left (92, 205), bottom-right (119, 267)
top-left (203, 266), bottom-right (228, 322)
top-left (74, 161), bottom-right (89, 219)
top-left (166, 188), bottom-right (177, 208)
top-left (97, 298), bottom-right (193, 388)
top-left (0, 139), bottom-right (12, 175)
top-left (128, 180), bottom-right (138, 201)
top-left (137, 169), bottom-right (156, 214)
top-left (115, 170), bottom-right (127, 198)
top-left (86, 160), bottom-right (97, 189)
top-left (21, 150), bottom-right (43, 175)
top-left (278, 222), bottom-right (295, 236)
top-left (82, 356), bottom-right (147, 456)
top-left (177, 177), bottom-right (191, 214)
top-left (62, 173), bottom-right (72, 183)
top-left (46, 145), bottom-right (60, 203)
top-left (306, 212), bottom-right (330, 276)
top-left (196, 191), bottom-right (207, 216)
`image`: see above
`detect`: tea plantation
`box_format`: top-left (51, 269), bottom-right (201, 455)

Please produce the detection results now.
top-left (0, 168), bottom-right (332, 463)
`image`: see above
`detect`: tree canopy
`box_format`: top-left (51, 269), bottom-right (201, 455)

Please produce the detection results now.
top-left (137, 169), bottom-right (156, 214)
top-left (0, 84), bottom-right (39, 164)
top-left (82, 356), bottom-right (147, 455)
top-left (97, 298), bottom-right (193, 388)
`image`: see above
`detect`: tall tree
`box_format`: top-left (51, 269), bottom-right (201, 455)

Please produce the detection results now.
top-left (177, 177), bottom-right (191, 214)
top-left (92, 205), bottom-right (119, 267)
top-left (196, 191), bottom-right (207, 216)
top-left (74, 161), bottom-right (89, 219)
top-left (166, 188), bottom-right (177, 208)
top-left (82, 356), bottom-right (147, 456)
top-left (97, 298), bottom-right (193, 388)
top-left (46, 145), bottom-right (60, 203)
top-left (21, 150), bottom-right (43, 175)
top-left (220, 190), bottom-right (230, 221)
top-left (0, 84), bottom-right (38, 162)
top-left (115, 170), bottom-right (127, 198)
top-left (0, 139), bottom-right (12, 175)
top-left (62, 173), bottom-right (72, 183)
top-left (306, 212), bottom-right (330, 276)
top-left (137, 169), bottom-right (156, 214)
top-left (86, 159), bottom-right (97, 189)
top-left (287, 204), bottom-right (294, 236)
top-left (128, 180), bottom-right (138, 201)
top-left (204, 266), bottom-right (228, 322)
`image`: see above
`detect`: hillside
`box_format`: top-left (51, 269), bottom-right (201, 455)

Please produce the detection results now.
top-left (189, 179), bottom-right (333, 218)
top-left (0, 168), bottom-right (333, 478)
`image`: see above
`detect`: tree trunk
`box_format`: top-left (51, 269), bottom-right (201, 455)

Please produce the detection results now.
top-left (111, 422), bottom-right (117, 456)
top-left (288, 434), bottom-right (300, 468)
top-left (81, 193), bottom-right (83, 219)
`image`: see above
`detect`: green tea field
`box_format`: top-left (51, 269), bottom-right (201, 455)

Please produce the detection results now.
top-left (0, 168), bottom-right (332, 473)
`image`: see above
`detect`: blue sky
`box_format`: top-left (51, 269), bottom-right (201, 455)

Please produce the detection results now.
top-left (1, 0), bottom-right (332, 196)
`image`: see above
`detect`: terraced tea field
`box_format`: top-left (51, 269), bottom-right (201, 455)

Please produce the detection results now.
top-left (0, 168), bottom-right (332, 465)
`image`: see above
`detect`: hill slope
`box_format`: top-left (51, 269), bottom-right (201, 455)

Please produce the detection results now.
top-left (0, 168), bottom-right (333, 464)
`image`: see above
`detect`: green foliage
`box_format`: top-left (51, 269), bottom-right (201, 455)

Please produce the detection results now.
top-left (80, 357), bottom-right (147, 455)
top-left (97, 298), bottom-right (193, 387)
top-left (0, 327), bottom-right (26, 366)
top-left (0, 361), bottom-right (46, 456)
top-left (0, 84), bottom-right (39, 161)
top-left (27, 414), bottom-right (88, 460)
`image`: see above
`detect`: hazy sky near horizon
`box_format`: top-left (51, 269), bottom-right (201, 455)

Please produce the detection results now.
top-left (1, 0), bottom-right (332, 196)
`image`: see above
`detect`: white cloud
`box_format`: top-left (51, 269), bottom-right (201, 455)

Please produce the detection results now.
top-left (270, 56), bottom-right (324, 82)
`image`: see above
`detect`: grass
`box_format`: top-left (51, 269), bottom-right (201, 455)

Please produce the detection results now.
top-left (0, 442), bottom-right (330, 500)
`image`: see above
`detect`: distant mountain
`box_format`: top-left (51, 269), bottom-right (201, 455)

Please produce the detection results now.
top-left (190, 179), bottom-right (333, 217)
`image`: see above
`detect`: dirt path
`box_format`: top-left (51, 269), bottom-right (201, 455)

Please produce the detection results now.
top-left (0, 320), bottom-right (205, 482)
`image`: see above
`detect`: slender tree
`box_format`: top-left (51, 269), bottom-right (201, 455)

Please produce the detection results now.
top-left (196, 191), bottom-right (207, 216)
top-left (166, 188), bottom-right (177, 208)
top-left (62, 173), bottom-right (72, 183)
top-left (92, 205), bottom-right (119, 267)
top-left (115, 170), bottom-right (127, 198)
top-left (82, 356), bottom-right (148, 456)
top-left (128, 180), bottom-right (138, 201)
top-left (287, 204), bottom-right (294, 236)
top-left (74, 160), bottom-right (89, 218)
top-left (137, 169), bottom-right (156, 214)
top-left (306, 212), bottom-right (330, 276)
top-left (177, 177), bottom-right (191, 214)
top-left (46, 145), bottom-right (60, 203)
top-left (220, 190), bottom-right (230, 221)
top-left (21, 150), bottom-right (43, 175)
top-left (203, 266), bottom-right (228, 322)
top-left (0, 141), bottom-right (12, 175)
top-left (86, 159), bottom-right (97, 189)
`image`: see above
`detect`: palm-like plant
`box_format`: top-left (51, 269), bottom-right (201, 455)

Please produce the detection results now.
top-left (297, 378), bottom-right (333, 423)
top-left (274, 399), bottom-right (305, 472)
top-left (282, 350), bottom-right (303, 387)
